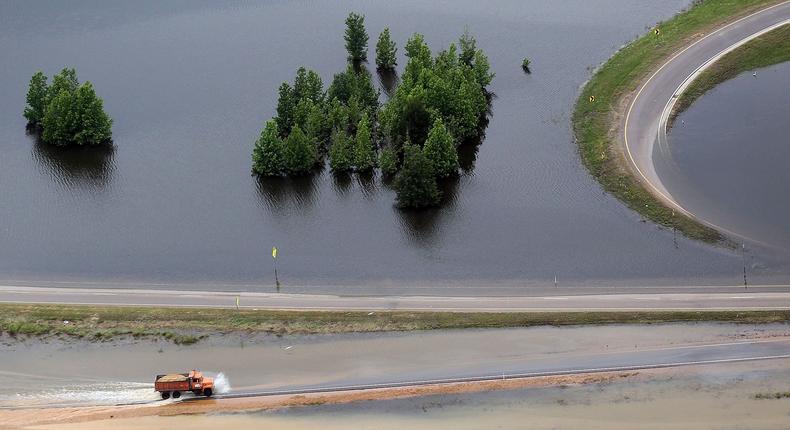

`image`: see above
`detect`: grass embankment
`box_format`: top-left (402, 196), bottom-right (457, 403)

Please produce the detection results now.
top-left (1, 303), bottom-right (788, 344)
top-left (669, 23), bottom-right (790, 127)
top-left (572, 0), bottom-right (782, 244)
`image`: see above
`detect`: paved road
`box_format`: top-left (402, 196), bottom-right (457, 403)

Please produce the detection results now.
top-left (624, 1), bottom-right (790, 240)
top-left (216, 339), bottom-right (790, 400)
top-left (2, 285), bottom-right (790, 310)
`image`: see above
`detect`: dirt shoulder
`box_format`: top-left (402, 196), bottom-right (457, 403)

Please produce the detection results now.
top-left (572, 0), bottom-right (784, 244)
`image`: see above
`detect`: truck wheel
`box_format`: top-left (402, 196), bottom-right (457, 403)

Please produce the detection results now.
top-left (203, 388), bottom-right (213, 397)
top-left (172, 391), bottom-right (181, 399)
top-left (161, 392), bottom-right (170, 400)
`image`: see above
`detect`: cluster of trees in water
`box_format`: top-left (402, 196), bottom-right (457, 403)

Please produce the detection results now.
top-left (253, 12), bottom-right (493, 208)
top-left (24, 68), bottom-right (113, 146)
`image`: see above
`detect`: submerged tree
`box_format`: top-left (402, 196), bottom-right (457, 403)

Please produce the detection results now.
top-left (423, 118), bottom-right (458, 178)
top-left (375, 27), bottom-right (397, 70)
top-left (283, 125), bottom-right (317, 175)
top-left (344, 12), bottom-right (369, 63)
top-left (329, 128), bottom-right (353, 172)
top-left (378, 145), bottom-right (398, 176)
top-left (23, 71), bottom-right (48, 127)
top-left (71, 82), bottom-right (113, 146)
top-left (31, 68), bottom-right (112, 146)
top-left (252, 120), bottom-right (284, 176)
top-left (274, 82), bottom-right (295, 138)
top-left (394, 143), bottom-right (440, 208)
top-left (353, 114), bottom-right (376, 172)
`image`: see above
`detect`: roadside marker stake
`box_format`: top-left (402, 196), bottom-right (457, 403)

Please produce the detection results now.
top-left (272, 246), bottom-right (280, 292)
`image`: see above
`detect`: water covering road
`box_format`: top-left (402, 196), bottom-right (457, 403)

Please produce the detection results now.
top-left (624, 1), bottom-right (790, 249)
top-left (2, 324), bottom-right (788, 408)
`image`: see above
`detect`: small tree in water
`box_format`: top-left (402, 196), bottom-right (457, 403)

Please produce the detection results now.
top-left (252, 120), bottom-right (284, 176)
top-left (378, 145), bottom-right (399, 176)
top-left (423, 118), bottom-right (458, 178)
top-left (375, 27), bottom-right (397, 70)
top-left (25, 68), bottom-right (112, 146)
top-left (394, 143), bottom-right (440, 208)
top-left (23, 71), bottom-right (48, 127)
top-left (282, 125), bottom-right (317, 175)
top-left (353, 113), bottom-right (376, 172)
top-left (344, 12), bottom-right (369, 63)
top-left (329, 128), bottom-right (353, 172)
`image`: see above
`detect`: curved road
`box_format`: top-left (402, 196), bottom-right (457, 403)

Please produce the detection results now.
top-left (624, 1), bottom-right (790, 241)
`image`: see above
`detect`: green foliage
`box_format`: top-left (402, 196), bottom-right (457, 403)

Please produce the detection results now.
top-left (252, 120), bottom-right (284, 176)
top-left (521, 57), bottom-right (531, 71)
top-left (394, 143), bottom-right (440, 208)
top-left (473, 49), bottom-right (495, 87)
top-left (403, 34), bottom-right (432, 84)
top-left (329, 128), bottom-right (353, 172)
top-left (423, 118), bottom-right (458, 178)
top-left (375, 27), bottom-right (397, 70)
top-left (47, 68), bottom-right (78, 105)
top-left (381, 31), bottom-right (492, 149)
top-left (282, 125), bottom-right (317, 175)
top-left (353, 114), bottom-right (376, 172)
top-left (24, 71), bottom-right (48, 126)
top-left (458, 29), bottom-right (477, 66)
top-left (274, 82), bottom-right (295, 137)
top-left (254, 18), bottom-right (496, 209)
top-left (378, 145), bottom-right (399, 176)
top-left (327, 65), bottom-right (380, 115)
top-left (72, 82), bottom-right (113, 146)
top-left (293, 67), bottom-right (324, 104)
top-left (35, 69), bottom-right (112, 146)
top-left (327, 98), bottom-right (350, 133)
top-left (344, 12), bottom-right (369, 62)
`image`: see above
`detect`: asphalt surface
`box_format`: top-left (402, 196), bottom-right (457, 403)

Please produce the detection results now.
top-left (2, 285), bottom-right (790, 310)
top-left (624, 1), bottom-right (790, 238)
top-left (208, 339), bottom-right (790, 400)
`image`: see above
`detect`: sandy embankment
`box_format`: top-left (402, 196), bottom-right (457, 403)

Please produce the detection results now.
top-left (0, 371), bottom-right (639, 429)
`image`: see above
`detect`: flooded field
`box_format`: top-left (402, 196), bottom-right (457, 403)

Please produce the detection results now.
top-left (31, 359), bottom-right (790, 430)
top-left (664, 62), bottom-right (790, 257)
top-left (4, 0), bottom-right (786, 291)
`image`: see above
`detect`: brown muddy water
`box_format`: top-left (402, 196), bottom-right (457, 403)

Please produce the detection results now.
top-left (2, 323), bottom-right (788, 408)
top-left (34, 359), bottom-right (790, 430)
top-left (3, 0), bottom-right (788, 291)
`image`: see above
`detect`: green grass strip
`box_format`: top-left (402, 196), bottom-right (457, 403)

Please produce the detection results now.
top-left (572, 0), bottom-right (782, 244)
top-left (670, 23), bottom-right (790, 126)
top-left (1, 303), bottom-right (787, 344)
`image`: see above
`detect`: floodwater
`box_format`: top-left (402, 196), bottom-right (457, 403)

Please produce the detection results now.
top-left (664, 62), bottom-right (790, 258)
top-left (37, 359), bottom-right (790, 430)
top-left (1, 0), bottom-right (785, 291)
top-left (1, 323), bottom-right (787, 408)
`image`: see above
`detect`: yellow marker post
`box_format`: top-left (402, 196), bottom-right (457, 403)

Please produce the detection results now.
top-left (272, 246), bottom-right (280, 291)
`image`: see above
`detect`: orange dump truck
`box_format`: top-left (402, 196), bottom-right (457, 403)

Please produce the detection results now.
top-left (154, 370), bottom-right (214, 399)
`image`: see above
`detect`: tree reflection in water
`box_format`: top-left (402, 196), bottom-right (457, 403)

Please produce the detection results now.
top-left (255, 169), bottom-right (321, 216)
top-left (31, 137), bottom-right (116, 194)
